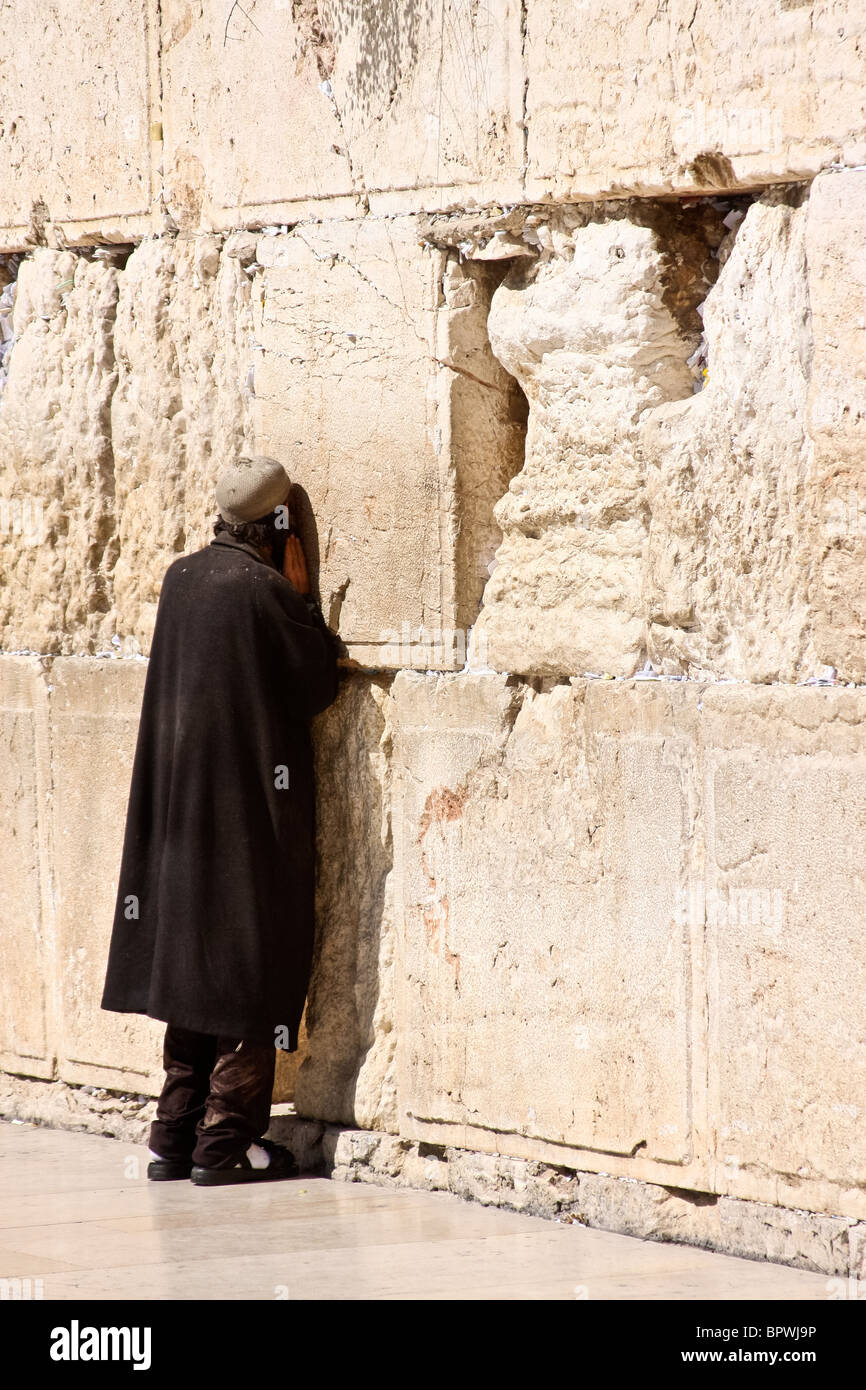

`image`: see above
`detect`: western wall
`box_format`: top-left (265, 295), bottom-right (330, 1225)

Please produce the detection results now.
top-left (2, 0), bottom-right (866, 1278)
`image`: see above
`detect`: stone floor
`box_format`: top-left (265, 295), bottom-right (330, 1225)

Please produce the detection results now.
top-left (0, 1122), bottom-right (834, 1300)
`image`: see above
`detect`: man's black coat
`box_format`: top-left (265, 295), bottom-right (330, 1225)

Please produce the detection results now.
top-left (100, 532), bottom-right (339, 1048)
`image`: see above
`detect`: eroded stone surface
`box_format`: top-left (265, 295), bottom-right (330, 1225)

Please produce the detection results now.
top-left (392, 671), bottom-right (696, 1168)
top-left (111, 236), bottom-right (254, 649)
top-left (478, 206), bottom-right (703, 676)
top-left (0, 249), bottom-right (122, 654)
top-left (50, 659), bottom-right (163, 1092)
top-left (0, 236), bottom-right (254, 655)
top-left (0, 658), bottom-right (52, 1078)
top-left (476, 177), bottom-right (866, 682)
top-left (642, 188), bottom-right (814, 681)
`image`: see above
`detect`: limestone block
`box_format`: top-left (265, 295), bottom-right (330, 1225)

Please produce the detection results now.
top-left (477, 206), bottom-right (701, 677)
top-left (477, 185), bottom-right (863, 683)
top-left (323, 0), bottom-right (524, 215)
top-left (111, 235), bottom-right (254, 651)
top-left (391, 671), bottom-right (698, 1172)
top-left (390, 671), bottom-right (866, 1220)
top-left (0, 237), bottom-right (253, 656)
top-left (161, 0), bottom-right (353, 229)
top-left (252, 219), bottom-right (439, 661)
top-left (160, 0), bottom-right (522, 230)
top-left (803, 169), bottom-right (866, 680)
top-left (0, 658), bottom-right (53, 1078)
top-left (642, 189), bottom-right (815, 681)
top-left (702, 685), bottom-right (866, 1218)
top-left (294, 673), bottom-right (396, 1129)
top-left (524, 0), bottom-right (866, 201)
top-left (254, 220), bottom-right (521, 665)
top-left (0, 0), bottom-right (154, 248)
top-left (50, 659), bottom-right (163, 1093)
top-left (0, 249), bottom-right (121, 654)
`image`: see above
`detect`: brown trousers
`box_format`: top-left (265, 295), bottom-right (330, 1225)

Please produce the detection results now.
top-left (149, 1025), bottom-right (276, 1169)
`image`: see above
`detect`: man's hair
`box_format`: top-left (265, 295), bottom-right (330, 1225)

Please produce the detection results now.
top-left (213, 508), bottom-right (287, 553)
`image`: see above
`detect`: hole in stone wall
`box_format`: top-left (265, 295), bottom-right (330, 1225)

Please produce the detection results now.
top-left (635, 194), bottom-right (757, 394)
top-left (466, 256), bottom-right (529, 591)
top-left (423, 235), bottom-right (529, 638)
top-left (661, 1185), bottom-right (720, 1208)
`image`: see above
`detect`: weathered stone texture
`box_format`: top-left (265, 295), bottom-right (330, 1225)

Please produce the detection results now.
top-left (642, 188), bottom-right (814, 681)
top-left (525, 0), bottom-right (866, 201)
top-left (476, 173), bottom-right (866, 682)
top-left (803, 169), bottom-right (866, 680)
top-left (254, 220), bottom-right (523, 664)
top-left (5, 2), bottom-right (864, 246)
top-left (702, 686), bottom-right (866, 1211)
top-left (0, 237), bottom-right (254, 655)
top-left (478, 205), bottom-right (706, 676)
top-left (391, 673), bottom-right (866, 1221)
top-left (252, 220), bottom-right (442, 656)
top-left (294, 673), bottom-right (397, 1129)
top-left (161, 0), bottom-right (523, 229)
top-left (111, 236), bottom-right (254, 649)
top-left (50, 659), bottom-right (163, 1091)
top-left (0, 659), bottom-right (53, 1078)
top-left (0, 249), bottom-right (121, 653)
top-left (392, 672), bottom-right (697, 1173)
top-left (0, 221), bottom-right (523, 664)
top-left (0, 0), bottom-right (154, 247)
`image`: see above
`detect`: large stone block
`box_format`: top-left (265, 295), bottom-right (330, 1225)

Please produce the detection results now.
top-left (253, 219), bottom-right (523, 666)
top-left (50, 658), bottom-right (163, 1092)
top-left (0, 249), bottom-right (122, 654)
top-left (0, 236), bottom-right (254, 656)
top-left (477, 180), bottom-right (866, 683)
top-left (702, 685), bottom-right (866, 1218)
top-left (0, 658), bottom-right (53, 1078)
top-left (0, 0), bottom-right (155, 249)
top-left (477, 203), bottom-right (707, 677)
top-left (160, 0), bottom-right (522, 230)
top-left (110, 236), bottom-right (254, 650)
top-left (390, 671), bottom-right (866, 1220)
top-left (391, 672), bottom-right (701, 1181)
top-left (802, 169), bottom-right (866, 680)
top-left (294, 673), bottom-right (396, 1128)
top-left (524, 0), bottom-right (866, 201)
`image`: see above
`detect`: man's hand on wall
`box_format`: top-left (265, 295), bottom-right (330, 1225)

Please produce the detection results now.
top-left (282, 534), bottom-right (311, 594)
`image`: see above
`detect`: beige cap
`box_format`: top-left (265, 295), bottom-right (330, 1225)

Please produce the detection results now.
top-left (215, 455), bottom-right (291, 523)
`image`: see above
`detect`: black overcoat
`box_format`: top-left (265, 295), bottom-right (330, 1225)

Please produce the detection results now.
top-left (100, 533), bottom-right (339, 1048)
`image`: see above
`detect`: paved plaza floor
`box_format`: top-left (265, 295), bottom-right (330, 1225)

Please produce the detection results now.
top-left (0, 1121), bottom-right (834, 1301)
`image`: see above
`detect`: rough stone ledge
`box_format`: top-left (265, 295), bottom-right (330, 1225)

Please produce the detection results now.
top-left (0, 1072), bottom-right (157, 1139)
top-left (4, 1078), bottom-right (862, 1282)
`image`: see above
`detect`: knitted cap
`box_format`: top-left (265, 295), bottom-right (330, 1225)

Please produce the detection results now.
top-left (215, 455), bottom-right (291, 523)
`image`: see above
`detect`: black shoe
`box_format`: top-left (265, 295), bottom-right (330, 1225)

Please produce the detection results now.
top-left (190, 1137), bottom-right (300, 1186)
top-left (147, 1156), bottom-right (193, 1181)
